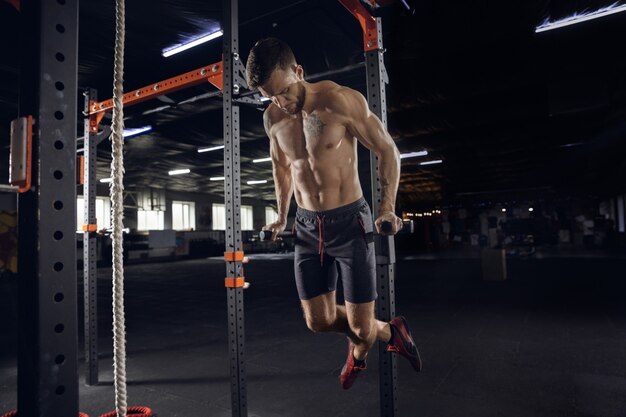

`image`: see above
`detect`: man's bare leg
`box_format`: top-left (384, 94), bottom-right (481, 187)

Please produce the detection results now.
top-left (344, 301), bottom-right (391, 360)
top-left (301, 293), bottom-right (391, 360)
top-left (301, 292), bottom-right (356, 340)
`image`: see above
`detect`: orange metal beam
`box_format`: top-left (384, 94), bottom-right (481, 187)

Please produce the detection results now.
top-left (88, 61), bottom-right (224, 132)
top-left (338, 0), bottom-right (379, 52)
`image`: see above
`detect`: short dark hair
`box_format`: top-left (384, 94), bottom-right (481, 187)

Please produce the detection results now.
top-left (246, 38), bottom-right (296, 89)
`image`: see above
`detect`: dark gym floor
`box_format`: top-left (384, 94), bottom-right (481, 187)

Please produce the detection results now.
top-left (2, 250), bottom-right (626, 417)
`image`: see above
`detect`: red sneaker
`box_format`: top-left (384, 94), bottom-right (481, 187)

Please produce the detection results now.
top-left (387, 316), bottom-right (422, 372)
top-left (340, 341), bottom-right (367, 390)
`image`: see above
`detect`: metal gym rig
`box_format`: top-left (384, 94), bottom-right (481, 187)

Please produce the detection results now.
top-left (11, 0), bottom-right (402, 416)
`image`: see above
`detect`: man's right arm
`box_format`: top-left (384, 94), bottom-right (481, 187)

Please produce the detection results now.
top-left (271, 138), bottom-right (293, 224)
top-left (264, 110), bottom-right (293, 226)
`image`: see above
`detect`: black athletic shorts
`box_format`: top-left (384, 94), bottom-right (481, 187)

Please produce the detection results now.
top-left (294, 197), bottom-right (377, 304)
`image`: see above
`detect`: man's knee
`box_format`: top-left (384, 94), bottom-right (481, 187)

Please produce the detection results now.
top-left (306, 315), bottom-right (335, 333)
top-left (350, 322), bottom-right (373, 341)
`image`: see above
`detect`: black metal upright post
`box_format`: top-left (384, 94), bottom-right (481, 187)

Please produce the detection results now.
top-left (365, 17), bottom-right (399, 417)
top-left (17, 0), bottom-right (79, 416)
top-left (222, 0), bottom-right (247, 416)
top-left (82, 88), bottom-right (99, 386)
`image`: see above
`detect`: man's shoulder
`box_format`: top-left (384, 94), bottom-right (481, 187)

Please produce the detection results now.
top-left (314, 81), bottom-right (362, 112)
top-left (313, 80), bottom-right (354, 98)
top-left (263, 104), bottom-right (285, 129)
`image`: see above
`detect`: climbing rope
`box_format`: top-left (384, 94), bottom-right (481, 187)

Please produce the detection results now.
top-left (104, 1), bottom-right (154, 416)
top-left (109, 0), bottom-right (128, 416)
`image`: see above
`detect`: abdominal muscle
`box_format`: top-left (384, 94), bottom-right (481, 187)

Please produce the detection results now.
top-left (290, 154), bottom-right (363, 212)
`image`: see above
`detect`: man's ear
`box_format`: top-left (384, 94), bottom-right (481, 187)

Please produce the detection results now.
top-left (294, 64), bottom-right (304, 81)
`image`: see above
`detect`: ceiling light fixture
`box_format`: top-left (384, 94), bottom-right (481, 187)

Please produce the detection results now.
top-left (400, 150), bottom-right (428, 159)
top-left (420, 159), bottom-right (443, 166)
top-left (99, 178), bottom-right (112, 183)
top-left (252, 157), bottom-right (272, 163)
top-left (168, 169), bottom-right (191, 176)
top-left (560, 142), bottom-right (584, 148)
top-left (198, 145), bottom-right (224, 153)
top-left (247, 180), bottom-right (268, 185)
top-left (210, 176), bottom-right (225, 181)
top-left (122, 125), bottom-right (152, 138)
top-left (536, 3), bottom-right (626, 33)
top-left (162, 29), bottom-right (224, 57)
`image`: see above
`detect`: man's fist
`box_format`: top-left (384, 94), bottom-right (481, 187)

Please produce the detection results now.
top-left (374, 211), bottom-right (403, 235)
top-left (261, 220), bottom-right (287, 241)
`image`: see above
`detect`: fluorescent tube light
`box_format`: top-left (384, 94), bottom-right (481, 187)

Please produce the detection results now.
top-left (168, 169), bottom-right (190, 176)
top-left (536, 3), bottom-right (626, 33)
top-left (162, 29), bottom-right (224, 57)
top-left (420, 159), bottom-right (443, 166)
top-left (99, 178), bottom-right (112, 183)
top-left (247, 180), bottom-right (268, 185)
top-left (400, 150), bottom-right (428, 159)
top-left (122, 125), bottom-right (152, 138)
top-left (560, 142), bottom-right (584, 148)
top-left (210, 176), bottom-right (225, 181)
top-left (252, 157), bottom-right (272, 163)
top-left (198, 145), bottom-right (224, 153)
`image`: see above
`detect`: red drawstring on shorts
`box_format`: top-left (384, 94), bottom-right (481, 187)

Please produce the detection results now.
top-left (316, 214), bottom-right (325, 266)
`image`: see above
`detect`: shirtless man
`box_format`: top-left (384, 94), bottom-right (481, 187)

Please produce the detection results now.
top-left (246, 38), bottom-right (421, 389)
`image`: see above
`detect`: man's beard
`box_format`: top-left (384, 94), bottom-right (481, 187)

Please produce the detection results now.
top-left (283, 83), bottom-right (305, 115)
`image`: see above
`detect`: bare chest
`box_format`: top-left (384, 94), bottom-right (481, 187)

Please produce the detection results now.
top-left (274, 111), bottom-right (347, 160)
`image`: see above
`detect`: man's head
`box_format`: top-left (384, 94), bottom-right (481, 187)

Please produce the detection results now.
top-left (246, 37), bottom-right (305, 114)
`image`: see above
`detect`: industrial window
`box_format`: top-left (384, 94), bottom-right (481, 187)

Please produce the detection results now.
top-left (76, 196), bottom-right (111, 232)
top-left (212, 203), bottom-right (226, 230)
top-left (241, 205), bottom-right (254, 231)
top-left (265, 207), bottom-right (278, 225)
top-left (172, 201), bottom-right (196, 230)
top-left (137, 210), bottom-right (165, 231)
top-left (212, 203), bottom-right (254, 231)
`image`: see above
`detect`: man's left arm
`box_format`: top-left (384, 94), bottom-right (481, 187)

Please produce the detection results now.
top-left (339, 88), bottom-right (403, 235)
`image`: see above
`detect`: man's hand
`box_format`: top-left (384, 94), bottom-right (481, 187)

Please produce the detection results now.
top-left (261, 220), bottom-right (287, 241)
top-left (375, 211), bottom-right (403, 236)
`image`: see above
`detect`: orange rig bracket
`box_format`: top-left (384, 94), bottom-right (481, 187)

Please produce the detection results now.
top-left (19, 115), bottom-right (32, 193)
top-left (224, 251), bottom-right (247, 288)
top-left (338, 0), bottom-right (380, 52)
top-left (224, 277), bottom-right (246, 288)
top-left (224, 251), bottom-right (245, 262)
top-left (78, 155), bottom-right (84, 185)
top-left (88, 61), bottom-right (224, 132)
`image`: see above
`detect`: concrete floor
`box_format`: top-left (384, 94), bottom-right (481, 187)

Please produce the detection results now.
top-left (1, 250), bottom-right (626, 416)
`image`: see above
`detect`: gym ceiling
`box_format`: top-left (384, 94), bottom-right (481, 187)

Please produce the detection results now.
top-left (0, 0), bottom-right (625, 209)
